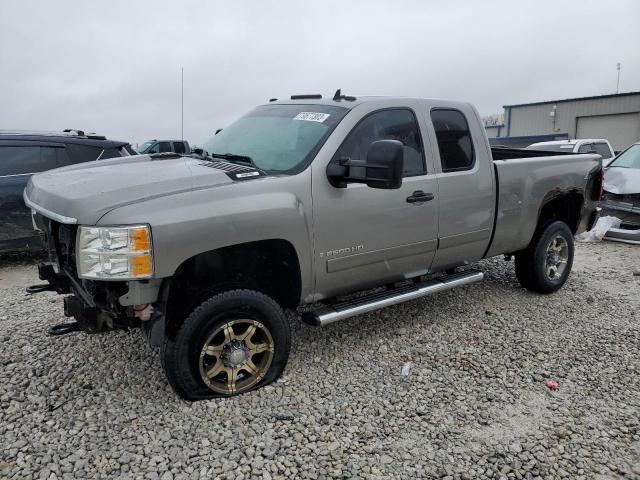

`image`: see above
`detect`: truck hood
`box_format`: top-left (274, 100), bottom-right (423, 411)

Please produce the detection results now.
top-left (604, 167), bottom-right (640, 195)
top-left (25, 155), bottom-right (239, 224)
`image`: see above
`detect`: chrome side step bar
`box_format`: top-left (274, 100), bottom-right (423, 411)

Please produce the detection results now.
top-left (302, 270), bottom-right (484, 327)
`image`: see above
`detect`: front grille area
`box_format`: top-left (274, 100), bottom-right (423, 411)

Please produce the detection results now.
top-left (602, 192), bottom-right (640, 205)
top-left (45, 220), bottom-right (129, 315)
top-left (52, 222), bottom-right (77, 272)
top-left (600, 192), bottom-right (640, 228)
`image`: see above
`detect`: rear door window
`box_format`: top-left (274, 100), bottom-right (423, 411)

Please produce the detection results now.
top-left (430, 109), bottom-right (475, 172)
top-left (592, 143), bottom-right (612, 159)
top-left (0, 146), bottom-right (58, 175)
top-left (159, 142), bottom-right (172, 153)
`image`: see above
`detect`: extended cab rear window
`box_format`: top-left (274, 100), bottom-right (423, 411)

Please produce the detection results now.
top-left (430, 109), bottom-right (475, 172)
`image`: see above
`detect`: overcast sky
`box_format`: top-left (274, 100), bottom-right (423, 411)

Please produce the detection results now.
top-left (1, 0), bottom-right (638, 147)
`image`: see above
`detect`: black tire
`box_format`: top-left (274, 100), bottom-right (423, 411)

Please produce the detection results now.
top-left (162, 289), bottom-right (291, 400)
top-left (514, 221), bottom-right (574, 294)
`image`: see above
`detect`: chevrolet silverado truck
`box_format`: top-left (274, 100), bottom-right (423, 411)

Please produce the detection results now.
top-left (23, 92), bottom-right (603, 400)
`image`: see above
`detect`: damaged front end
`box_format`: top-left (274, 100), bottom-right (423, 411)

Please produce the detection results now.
top-left (600, 143), bottom-right (640, 244)
top-left (28, 215), bottom-right (165, 337)
top-left (600, 192), bottom-right (640, 244)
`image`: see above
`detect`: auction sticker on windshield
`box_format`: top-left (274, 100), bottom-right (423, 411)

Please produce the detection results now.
top-left (294, 112), bottom-right (330, 123)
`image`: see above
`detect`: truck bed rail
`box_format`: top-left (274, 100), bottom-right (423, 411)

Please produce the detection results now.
top-left (491, 147), bottom-right (573, 160)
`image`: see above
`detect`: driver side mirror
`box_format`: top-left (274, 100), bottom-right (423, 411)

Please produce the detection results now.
top-left (327, 140), bottom-right (404, 189)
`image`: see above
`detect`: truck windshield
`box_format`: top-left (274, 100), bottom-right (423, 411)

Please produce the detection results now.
top-left (608, 144), bottom-right (640, 169)
top-left (202, 104), bottom-right (348, 174)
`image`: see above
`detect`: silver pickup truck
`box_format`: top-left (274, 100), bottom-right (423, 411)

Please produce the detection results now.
top-left (24, 93), bottom-right (603, 400)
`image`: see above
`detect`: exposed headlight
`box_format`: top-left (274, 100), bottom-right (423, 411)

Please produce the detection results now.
top-left (77, 225), bottom-right (153, 280)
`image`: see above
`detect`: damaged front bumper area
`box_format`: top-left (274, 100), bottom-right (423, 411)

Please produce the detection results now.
top-left (600, 193), bottom-right (640, 244)
top-left (28, 217), bottom-right (164, 335)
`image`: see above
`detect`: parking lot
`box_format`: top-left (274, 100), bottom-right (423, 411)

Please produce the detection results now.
top-left (0, 241), bottom-right (639, 480)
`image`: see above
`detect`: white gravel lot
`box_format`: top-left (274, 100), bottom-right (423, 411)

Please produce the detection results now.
top-left (0, 242), bottom-right (639, 480)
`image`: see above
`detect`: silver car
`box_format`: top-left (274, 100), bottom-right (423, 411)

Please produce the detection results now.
top-left (601, 142), bottom-right (640, 244)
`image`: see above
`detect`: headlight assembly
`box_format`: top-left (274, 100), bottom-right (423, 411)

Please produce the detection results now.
top-left (77, 225), bottom-right (153, 280)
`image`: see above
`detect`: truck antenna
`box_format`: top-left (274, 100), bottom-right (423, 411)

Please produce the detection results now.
top-left (333, 89), bottom-right (356, 102)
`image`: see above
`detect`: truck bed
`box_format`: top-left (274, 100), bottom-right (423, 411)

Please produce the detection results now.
top-left (486, 148), bottom-right (601, 258)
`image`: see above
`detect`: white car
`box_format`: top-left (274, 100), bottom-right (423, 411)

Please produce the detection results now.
top-left (526, 139), bottom-right (616, 166)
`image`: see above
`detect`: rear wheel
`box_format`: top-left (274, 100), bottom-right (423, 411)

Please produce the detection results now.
top-left (162, 289), bottom-right (290, 400)
top-left (515, 221), bottom-right (574, 294)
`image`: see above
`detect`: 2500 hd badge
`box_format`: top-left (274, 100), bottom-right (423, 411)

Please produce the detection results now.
top-left (320, 245), bottom-right (364, 258)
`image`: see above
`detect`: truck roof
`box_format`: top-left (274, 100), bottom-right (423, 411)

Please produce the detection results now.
top-left (267, 94), bottom-right (472, 110)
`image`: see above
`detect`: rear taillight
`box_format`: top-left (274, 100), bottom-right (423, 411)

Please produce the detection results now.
top-left (599, 168), bottom-right (605, 200)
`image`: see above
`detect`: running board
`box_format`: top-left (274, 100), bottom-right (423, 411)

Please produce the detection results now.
top-left (302, 270), bottom-right (484, 327)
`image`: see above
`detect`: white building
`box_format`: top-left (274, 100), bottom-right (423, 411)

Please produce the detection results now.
top-left (486, 91), bottom-right (640, 150)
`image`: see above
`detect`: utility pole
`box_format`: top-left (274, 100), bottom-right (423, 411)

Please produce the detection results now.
top-left (181, 67), bottom-right (184, 142)
top-left (616, 63), bottom-right (621, 94)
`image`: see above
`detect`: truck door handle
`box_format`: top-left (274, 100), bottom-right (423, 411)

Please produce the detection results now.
top-left (406, 190), bottom-right (434, 203)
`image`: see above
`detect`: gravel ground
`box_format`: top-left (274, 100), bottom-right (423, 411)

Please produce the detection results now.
top-left (1, 242), bottom-right (639, 480)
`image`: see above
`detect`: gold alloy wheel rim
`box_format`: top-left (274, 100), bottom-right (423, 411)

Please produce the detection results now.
top-left (199, 319), bottom-right (274, 394)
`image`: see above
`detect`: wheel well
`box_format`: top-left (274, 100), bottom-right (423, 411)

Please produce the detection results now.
top-left (537, 191), bottom-right (583, 234)
top-left (163, 239), bottom-right (301, 339)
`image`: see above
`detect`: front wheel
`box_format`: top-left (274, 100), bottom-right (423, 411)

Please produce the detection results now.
top-left (514, 221), bottom-right (574, 294)
top-left (162, 289), bottom-right (291, 400)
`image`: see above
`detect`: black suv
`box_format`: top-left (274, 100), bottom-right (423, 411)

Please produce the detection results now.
top-left (0, 130), bottom-right (135, 253)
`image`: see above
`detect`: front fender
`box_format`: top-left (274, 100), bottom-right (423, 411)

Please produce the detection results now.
top-left (97, 173), bottom-right (314, 300)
